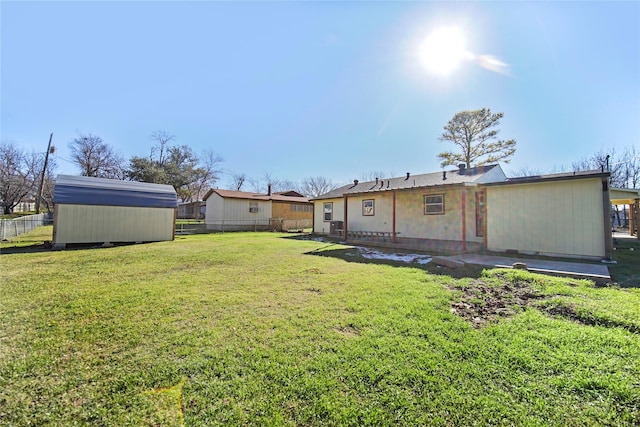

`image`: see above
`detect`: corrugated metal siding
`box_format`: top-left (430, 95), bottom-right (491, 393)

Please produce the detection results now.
top-left (54, 204), bottom-right (174, 244)
top-left (486, 178), bottom-right (605, 257)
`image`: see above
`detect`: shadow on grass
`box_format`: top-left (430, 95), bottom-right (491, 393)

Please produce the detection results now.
top-left (282, 233), bottom-right (486, 281)
top-left (0, 241), bottom-right (153, 256)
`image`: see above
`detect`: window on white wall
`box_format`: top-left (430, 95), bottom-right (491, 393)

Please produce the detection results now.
top-left (424, 194), bottom-right (444, 215)
top-left (362, 199), bottom-right (374, 216)
top-left (249, 202), bottom-right (259, 213)
top-left (323, 202), bottom-right (333, 221)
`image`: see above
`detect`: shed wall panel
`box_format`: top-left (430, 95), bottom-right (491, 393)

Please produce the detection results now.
top-left (486, 179), bottom-right (605, 257)
top-left (54, 204), bottom-right (175, 244)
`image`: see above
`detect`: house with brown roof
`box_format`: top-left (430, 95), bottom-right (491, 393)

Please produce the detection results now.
top-left (313, 164), bottom-right (613, 260)
top-left (203, 186), bottom-right (312, 231)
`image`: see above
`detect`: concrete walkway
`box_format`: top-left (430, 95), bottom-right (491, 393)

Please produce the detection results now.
top-left (447, 254), bottom-right (611, 281)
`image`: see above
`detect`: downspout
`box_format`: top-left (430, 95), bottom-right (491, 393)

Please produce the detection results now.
top-left (343, 194), bottom-right (348, 240)
top-left (461, 186), bottom-right (467, 252)
top-left (392, 191), bottom-right (397, 243)
top-left (602, 177), bottom-right (614, 260)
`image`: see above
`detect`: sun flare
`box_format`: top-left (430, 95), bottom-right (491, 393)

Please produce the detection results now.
top-left (418, 26), bottom-right (468, 76)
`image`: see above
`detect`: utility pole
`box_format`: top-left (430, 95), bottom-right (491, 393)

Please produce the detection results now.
top-left (35, 133), bottom-right (54, 214)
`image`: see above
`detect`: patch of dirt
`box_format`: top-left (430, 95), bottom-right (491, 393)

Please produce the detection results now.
top-left (335, 324), bottom-right (360, 337)
top-left (448, 280), bottom-right (544, 328)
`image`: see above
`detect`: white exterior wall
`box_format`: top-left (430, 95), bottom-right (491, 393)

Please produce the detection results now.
top-left (313, 198), bottom-right (344, 234)
top-left (347, 193), bottom-right (394, 232)
top-left (53, 204), bottom-right (175, 245)
top-left (486, 178), bottom-right (605, 258)
top-left (205, 194), bottom-right (272, 230)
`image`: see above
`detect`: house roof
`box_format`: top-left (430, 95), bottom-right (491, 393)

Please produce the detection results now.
top-left (312, 164), bottom-right (505, 200)
top-left (203, 188), bottom-right (310, 203)
top-left (483, 169), bottom-right (609, 186)
top-left (53, 175), bottom-right (178, 208)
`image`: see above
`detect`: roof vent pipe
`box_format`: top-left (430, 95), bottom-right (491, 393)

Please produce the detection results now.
top-left (353, 179), bottom-right (359, 186)
top-left (267, 184), bottom-right (272, 196)
top-left (458, 164), bottom-right (466, 175)
top-left (375, 177), bottom-right (379, 184)
top-left (405, 172), bottom-right (410, 180)
top-left (443, 171), bottom-right (447, 181)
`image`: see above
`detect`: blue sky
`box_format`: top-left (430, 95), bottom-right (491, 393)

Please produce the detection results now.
top-left (2, 1), bottom-right (639, 188)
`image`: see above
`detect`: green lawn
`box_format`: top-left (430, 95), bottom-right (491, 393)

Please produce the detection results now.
top-left (1, 228), bottom-right (639, 426)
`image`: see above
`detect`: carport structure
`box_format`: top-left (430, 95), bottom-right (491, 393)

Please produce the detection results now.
top-left (610, 187), bottom-right (640, 239)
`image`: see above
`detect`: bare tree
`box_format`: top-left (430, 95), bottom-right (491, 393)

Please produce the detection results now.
top-left (571, 147), bottom-right (624, 187)
top-left (620, 145), bottom-right (640, 189)
top-left (0, 140), bottom-right (38, 214)
top-left (300, 176), bottom-right (339, 198)
top-left (149, 130), bottom-right (175, 165)
top-left (438, 108), bottom-right (516, 168)
top-left (184, 149), bottom-right (224, 202)
top-left (229, 172), bottom-right (246, 191)
top-left (359, 170), bottom-right (394, 181)
top-left (69, 133), bottom-right (125, 179)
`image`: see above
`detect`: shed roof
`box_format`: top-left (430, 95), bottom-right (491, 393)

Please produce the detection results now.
top-left (53, 175), bottom-right (178, 208)
top-left (313, 164), bottom-right (505, 200)
top-left (483, 169), bottom-right (609, 187)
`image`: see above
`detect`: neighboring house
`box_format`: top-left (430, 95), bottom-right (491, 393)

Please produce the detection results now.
top-left (52, 175), bottom-right (178, 249)
top-left (204, 186), bottom-right (312, 231)
top-left (178, 201), bottom-right (206, 219)
top-left (313, 164), bottom-right (613, 260)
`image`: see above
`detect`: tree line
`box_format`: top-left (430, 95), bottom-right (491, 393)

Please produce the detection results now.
top-left (2, 110), bottom-right (637, 214)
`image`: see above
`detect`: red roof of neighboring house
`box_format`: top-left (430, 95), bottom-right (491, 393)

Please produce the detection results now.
top-left (203, 189), bottom-right (310, 203)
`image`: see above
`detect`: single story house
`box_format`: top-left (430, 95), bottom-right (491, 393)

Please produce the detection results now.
top-left (312, 164), bottom-right (613, 260)
top-left (204, 186), bottom-right (312, 231)
top-left (52, 175), bottom-right (178, 249)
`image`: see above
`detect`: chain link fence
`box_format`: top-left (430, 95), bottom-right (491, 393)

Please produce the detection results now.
top-left (0, 213), bottom-right (53, 241)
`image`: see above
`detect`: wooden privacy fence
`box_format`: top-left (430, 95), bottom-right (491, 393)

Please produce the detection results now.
top-left (0, 213), bottom-right (53, 241)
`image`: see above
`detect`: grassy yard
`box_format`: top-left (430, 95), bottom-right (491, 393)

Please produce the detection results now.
top-left (1, 228), bottom-right (639, 426)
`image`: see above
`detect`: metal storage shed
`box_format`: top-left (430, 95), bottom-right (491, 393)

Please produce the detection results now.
top-left (52, 175), bottom-right (178, 249)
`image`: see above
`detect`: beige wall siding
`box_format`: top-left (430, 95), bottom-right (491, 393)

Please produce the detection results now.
top-left (394, 187), bottom-right (465, 241)
top-left (54, 204), bottom-right (174, 244)
top-left (347, 193), bottom-right (394, 232)
top-left (205, 193), bottom-right (224, 224)
top-left (206, 194), bottom-right (272, 225)
top-left (222, 198), bottom-right (271, 221)
top-left (313, 198), bottom-right (344, 234)
top-left (486, 178), bottom-right (605, 257)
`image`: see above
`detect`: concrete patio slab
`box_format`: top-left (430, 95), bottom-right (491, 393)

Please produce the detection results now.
top-left (447, 254), bottom-right (611, 281)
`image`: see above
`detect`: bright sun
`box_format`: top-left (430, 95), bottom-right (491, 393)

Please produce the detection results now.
top-left (418, 27), bottom-right (468, 76)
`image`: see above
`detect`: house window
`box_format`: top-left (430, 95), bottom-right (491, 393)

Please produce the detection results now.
top-left (424, 194), bottom-right (444, 215)
top-left (249, 202), bottom-right (259, 213)
top-left (290, 204), bottom-right (313, 212)
top-left (323, 202), bottom-right (333, 221)
top-left (362, 199), bottom-right (374, 216)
